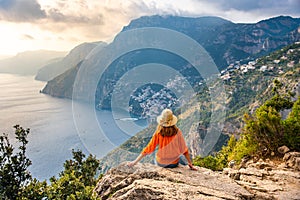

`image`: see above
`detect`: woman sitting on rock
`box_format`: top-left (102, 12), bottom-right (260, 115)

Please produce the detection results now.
top-left (128, 109), bottom-right (197, 170)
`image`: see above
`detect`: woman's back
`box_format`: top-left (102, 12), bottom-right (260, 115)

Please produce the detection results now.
top-left (142, 128), bottom-right (188, 165)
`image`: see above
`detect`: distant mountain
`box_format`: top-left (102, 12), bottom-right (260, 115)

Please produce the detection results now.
top-left (0, 50), bottom-right (66, 75)
top-left (35, 41), bottom-right (106, 81)
top-left (41, 15), bottom-right (300, 111)
top-left (122, 15), bottom-right (300, 67)
top-left (0, 55), bottom-right (12, 60)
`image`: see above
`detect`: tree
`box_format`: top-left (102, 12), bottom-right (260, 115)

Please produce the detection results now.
top-left (0, 125), bottom-right (101, 200)
top-left (47, 150), bottom-right (100, 200)
top-left (60, 150), bottom-right (100, 186)
top-left (241, 80), bottom-right (295, 156)
top-left (22, 178), bottom-right (48, 200)
top-left (0, 125), bottom-right (32, 200)
top-left (268, 79), bottom-right (294, 111)
top-left (244, 104), bottom-right (284, 156)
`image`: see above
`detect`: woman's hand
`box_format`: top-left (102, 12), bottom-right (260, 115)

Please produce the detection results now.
top-left (188, 163), bottom-right (197, 171)
top-left (127, 161), bottom-right (136, 167)
top-left (127, 154), bottom-right (145, 167)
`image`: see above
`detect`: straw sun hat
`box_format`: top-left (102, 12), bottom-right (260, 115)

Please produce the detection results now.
top-left (157, 109), bottom-right (178, 127)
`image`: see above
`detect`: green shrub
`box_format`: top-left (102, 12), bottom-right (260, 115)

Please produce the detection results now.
top-left (283, 97), bottom-right (300, 151)
top-left (193, 94), bottom-right (299, 170)
top-left (243, 105), bottom-right (284, 156)
top-left (265, 94), bottom-right (293, 111)
top-left (47, 150), bottom-right (101, 200)
top-left (193, 155), bottom-right (219, 171)
top-left (193, 135), bottom-right (236, 170)
top-left (228, 132), bottom-right (257, 162)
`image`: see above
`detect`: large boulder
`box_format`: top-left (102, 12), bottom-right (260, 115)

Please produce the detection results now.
top-left (283, 152), bottom-right (300, 171)
top-left (278, 146), bottom-right (290, 155)
top-left (93, 163), bottom-right (253, 200)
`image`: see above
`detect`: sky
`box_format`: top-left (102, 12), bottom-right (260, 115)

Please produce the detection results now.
top-left (0, 0), bottom-right (299, 56)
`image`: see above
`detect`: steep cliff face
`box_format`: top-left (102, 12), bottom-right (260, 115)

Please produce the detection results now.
top-left (41, 61), bottom-right (82, 98)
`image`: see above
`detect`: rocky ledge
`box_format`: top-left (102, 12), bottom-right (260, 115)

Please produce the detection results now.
top-left (223, 151), bottom-right (300, 200)
top-left (94, 151), bottom-right (300, 200)
top-left (93, 163), bottom-right (253, 200)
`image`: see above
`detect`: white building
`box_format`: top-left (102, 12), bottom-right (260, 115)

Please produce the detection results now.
top-left (259, 65), bottom-right (268, 72)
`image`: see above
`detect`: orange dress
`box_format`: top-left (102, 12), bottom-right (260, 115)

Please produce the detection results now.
top-left (141, 129), bottom-right (188, 165)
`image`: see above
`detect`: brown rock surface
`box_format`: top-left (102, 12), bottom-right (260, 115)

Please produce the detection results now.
top-left (223, 159), bottom-right (300, 200)
top-left (283, 152), bottom-right (300, 171)
top-left (278, 146), bottom-right (290, 155)
top-left (93, 163), bottom-right (253, 200)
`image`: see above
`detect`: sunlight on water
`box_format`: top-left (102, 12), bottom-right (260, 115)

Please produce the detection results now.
top-left (0, 74), bottom-right (147, 180)
top-left (0, 74), bottom-right (86, 180)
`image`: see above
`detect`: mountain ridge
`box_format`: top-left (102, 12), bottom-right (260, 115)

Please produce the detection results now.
top-left (35, 41), bottom-right (106, 81)
top-left (0, 50), bottom-right (66, 75)
top-left (122, 15), bottom-right (300, 66)
top-left (41, 15), bottom-right (300, 108)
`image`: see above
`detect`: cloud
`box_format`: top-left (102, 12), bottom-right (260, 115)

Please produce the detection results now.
top-left (21, 34), bottom-right (35, 40)
top-left (1, 0), bottom-right (299, 26)
top-left (43, 0), bottom-right (104, 25)
top-left (0, 0), bottom-right (104, 25)
top-left (207, 0), bottom-right (300, 12)
top-left (47, 8), bottom-right (103, 24)
top-left (0, 0), bottom-right (299, 55)
top-left (115, 0), bottom-right (299, 24)
top-left (0, 0), bottom-right (46, 22)
top-left (188, 0), bottom-right (300, 18)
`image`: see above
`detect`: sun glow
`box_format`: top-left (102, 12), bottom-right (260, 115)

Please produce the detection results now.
top-left (0, 0), bottom-right (298, 56)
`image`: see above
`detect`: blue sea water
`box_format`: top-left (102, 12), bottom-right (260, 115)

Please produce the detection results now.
top-left (0, 74), bottom-right (147, 180)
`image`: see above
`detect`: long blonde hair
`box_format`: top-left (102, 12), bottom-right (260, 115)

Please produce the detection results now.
top-left (156, 125), bottom-right (178, 137)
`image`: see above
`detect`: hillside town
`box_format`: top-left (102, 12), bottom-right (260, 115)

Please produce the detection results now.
top-left (220, 42), bottom-right (300, 81)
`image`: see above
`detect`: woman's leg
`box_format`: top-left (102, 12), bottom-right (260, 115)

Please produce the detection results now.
top-left (157, 161), bottom-right (179, 168)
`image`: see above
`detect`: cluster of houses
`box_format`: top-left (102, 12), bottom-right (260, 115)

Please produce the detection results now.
top-left (129, 84), bottom-right (179, 119)
top-left (219, 60), bottom-right (258, 81)
top-left (128, 75), bottom-right (197, 120)
top-left (220, 45), bottom-right (299, 81)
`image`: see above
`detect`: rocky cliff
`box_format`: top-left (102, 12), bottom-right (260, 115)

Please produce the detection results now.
top-left (41, 60), bottom-right (82, 98)
top-left (94, 150), bottom-right (300, 200)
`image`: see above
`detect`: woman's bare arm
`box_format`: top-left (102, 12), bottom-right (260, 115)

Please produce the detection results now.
top-left (183, 151), bottom-right (197, 171)
top-left (127, 154), bottom-right (146, 167)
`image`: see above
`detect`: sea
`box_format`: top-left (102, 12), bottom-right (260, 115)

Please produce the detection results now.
top-left (0, 73), bottom-right (147, 180)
